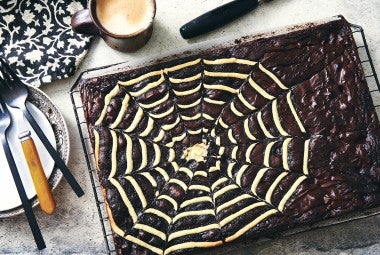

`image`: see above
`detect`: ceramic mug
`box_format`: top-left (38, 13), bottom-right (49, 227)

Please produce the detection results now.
top-left (71, 0), bottom-right (156, 52)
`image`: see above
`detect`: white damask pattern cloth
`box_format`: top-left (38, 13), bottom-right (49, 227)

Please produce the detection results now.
top-left (0, 0), bottom-right (91, 87)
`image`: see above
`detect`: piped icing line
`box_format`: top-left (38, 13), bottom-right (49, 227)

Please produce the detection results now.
top-left (204, 97), bottom-right (226, 105)
top-left (188, 129), bottom-right (202, 135)
top-left (145, 208), bottom-right (172, 224)
top-left (153, 129), bottom-right (165, 143)
top-left (228, 129), bottom-right (237, 144)
top-left (164, 58), bottom-right (201, 73)
top-left (170, 73), bottom-right (202, 84)
top-left (171, 162), bottom-right (179, 172)
top-left (168, 149), bottom-right (176, 162)
top-left (248, 77), bottom-right (275, 100)
top-left (150, 106), bottom-right (175, 119)
top-left (225, 209), bottom-right (278, 242)
top-left (139, 117), bottom-right (154, 137)
top-left (238, 92), bottom-right (256, 111)
top-left (215, 137), bottom-right (221, 146)
top-left (139, 172), bottom-right (158, 187)
top-left (138, 139), bottom-right (148, 170)
top-left (129, 74), bottom-right (165, 97)
top-left (230, 101), bottom-right (244, 117)
top-left (178, 167), bottom-right (193, 178)
top-left (227, 162), bottom-right (236, 178)
top-left (109, 130), bottom-right (118, 178)
top-left (154, 167), bottom-right (170, 181)
top-left (110, 94), bottom-right (130, 129)
top-left (203, 58), bottom-right (257, 66)
top-left (263, 141), bottom-right (276, 167)
top-left (202, 113), bottom-right (215, 120)
top-left (219, 201), bottom-right (267, 227)
top-left (211, 177), bottom-right (229, 191)
top-left (139, 92), bottom-right (169, 109)
top-left (245, 143), bottom-right (256, 163)
top-left (244, 118), bottom-right (257, 141)
top-left (158, 195), bottom-right (178, 210)
top-left (133, 223), bottom-right (166, 240)
top-left (258, 111), bottom-right (275, 139)
top-left (286, 91), bottom-right (306, 133)
top-left (173, 83), bottom-right (202, 96)
top-left (124, 134), bottom-right (133, 174)
top-left (180, 196), bottom-right (213, 208)
top-left (203, 84), bottom-right (238, 94)
top-left (178, 98), bottom-right (202, 109)
top-left (172, 209), bottom-right (215, 223)
top-left (282, 138), bottom-right (292, 171)
top-left (94, 129), bottom-right (100, 168)
top-left (265, 172), bottom-right (289, 204)
top-left (152, 144), bottom-right (161, 167)
top-left (164, 241), bottom-right (223, 255)
top-left (162, 116), bottom-right (180, 131)
top-left (169, 179), bottom-right (188, 191)
top-left (109, 178), bottom-right (138, 222)
top-left (124, 108), bottom-right (144, 133)
top-left (125, 235), bottom-right (162, 255)
top-left (251, 167), bottom-right (270, 196)
top-left (194, 171), bottom-right (208, 177)
top-left (204, 70), bottom-right (249, 79)
top-left (166, 133), bottom-right (186, 147)
top-left (209, 160), bottom-right (221, 172)
top-left (168, 223), bottom-right (220, 241)
top-left (272, 99), bottom-right (289, 136)
top-left (119, 70), bottom-right (163, 86)
top-left (258, 63), bottom-right (288, 90)
top-left (278, 176), bottom-right (307, 212)
top-left (125, 176), bottom-right (147, 208)
top-left (213, 184), bottom-right (238, 200)
top-left (218, 118), bottom-right (229, 129)
top-left (188, 185), bottom-right (211, 192)
top-left (95, 85), bottom-right (120, 125)
top-left (182, 112), bottom-right (202, 121)
top-left (303, 139), bottom-right (310, 175)
top-left (236, 165), bottom-right (249, 187)
top-left (218, 147), bottom-right (225, 157)
top-left (231, 146), bottom-right (238, 160)
top-left (216, 194), bottom-right (252, 213)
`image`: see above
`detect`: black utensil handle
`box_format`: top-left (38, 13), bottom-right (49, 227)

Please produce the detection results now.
top-left (0, 135), bottom-right (46, 250)
top-left (180, 0), bottom-right (259, 39)
top-left (22, 108), bottom-right (84, 197)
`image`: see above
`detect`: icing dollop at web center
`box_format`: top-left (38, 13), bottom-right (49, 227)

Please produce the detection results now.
top-left (182, 142), bottom-right (209, 162)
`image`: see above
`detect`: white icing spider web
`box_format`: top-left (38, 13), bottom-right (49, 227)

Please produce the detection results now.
top-left (93, 57), bottom-right (310, 255)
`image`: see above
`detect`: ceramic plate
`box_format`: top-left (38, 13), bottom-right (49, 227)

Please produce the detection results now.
top-left (0, 86), bottom-right (69, 218)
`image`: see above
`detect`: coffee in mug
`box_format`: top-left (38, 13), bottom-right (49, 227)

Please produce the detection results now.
top-left (71, 0), bottom-right (156, 52)
top-left (96, 0), bottom-right (155, 35)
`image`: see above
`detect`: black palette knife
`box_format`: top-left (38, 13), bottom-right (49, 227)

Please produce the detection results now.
top-left (180, 0), bottom-right (260, 39)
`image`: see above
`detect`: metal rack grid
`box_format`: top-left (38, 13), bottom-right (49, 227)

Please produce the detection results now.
top-left (69, 24), bottom-right (380, 255)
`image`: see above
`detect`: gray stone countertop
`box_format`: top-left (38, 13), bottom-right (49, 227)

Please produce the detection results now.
top-left (0, 0), bottom-right (379, 254)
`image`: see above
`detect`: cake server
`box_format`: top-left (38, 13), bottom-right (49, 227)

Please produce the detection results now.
top-left (180, 0), bottom-right (259, 39)
top-left (0, 58), bottom-right (84, 197)
top-left (9, 107), bottom-right (56, 215)
top-left (0, 96), bottom-right (45, 250)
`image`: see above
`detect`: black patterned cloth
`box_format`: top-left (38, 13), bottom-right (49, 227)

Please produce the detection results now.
top-left (0, 0), bottom-right (92, 87)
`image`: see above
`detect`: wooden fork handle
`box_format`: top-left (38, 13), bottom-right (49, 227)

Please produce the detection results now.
top-left (20, 132), bottom-right (56, 215)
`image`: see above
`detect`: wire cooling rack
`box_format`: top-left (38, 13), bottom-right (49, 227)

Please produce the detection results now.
top-left (69, 23), bottom-right (380, 255)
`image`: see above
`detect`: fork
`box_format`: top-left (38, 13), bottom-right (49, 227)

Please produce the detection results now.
top-left (0, 58), bottom-right (84, 197)
top-left (0, 96), bottom-right (46, 250)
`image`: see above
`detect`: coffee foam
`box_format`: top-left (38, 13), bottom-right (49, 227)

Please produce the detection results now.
top-left (96, 0), bottom-right (154, 35)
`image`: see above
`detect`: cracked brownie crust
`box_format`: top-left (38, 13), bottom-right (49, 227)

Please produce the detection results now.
top-left (79, 17), bottom-right (380, 255)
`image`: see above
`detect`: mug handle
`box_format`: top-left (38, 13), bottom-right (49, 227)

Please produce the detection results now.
top-left (71, 9), bottom-right (99, 35)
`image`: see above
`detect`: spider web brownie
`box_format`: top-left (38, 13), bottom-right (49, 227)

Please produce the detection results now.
top-left (79, 17), bottom-right (380, 255)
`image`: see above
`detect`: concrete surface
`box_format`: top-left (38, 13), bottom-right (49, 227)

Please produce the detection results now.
top-left (0, 0), bottom-right (379, 254)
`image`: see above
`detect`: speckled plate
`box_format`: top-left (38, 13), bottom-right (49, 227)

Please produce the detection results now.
top-left (0, 86), bottom-right (69, 218)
